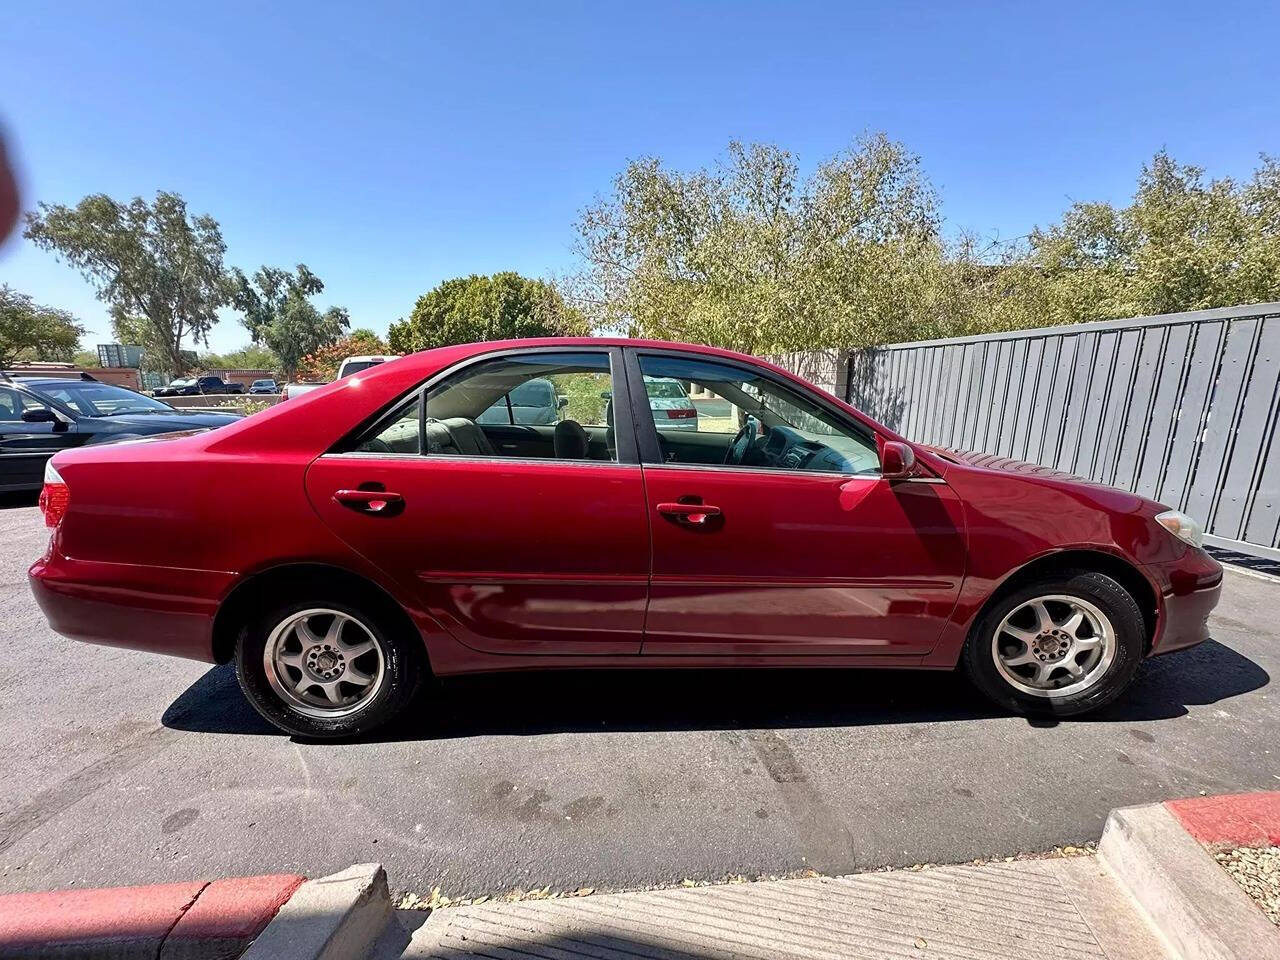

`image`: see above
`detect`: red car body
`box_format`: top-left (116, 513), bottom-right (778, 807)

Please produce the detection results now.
top-left (29, 338), bottom-right (1220, 686)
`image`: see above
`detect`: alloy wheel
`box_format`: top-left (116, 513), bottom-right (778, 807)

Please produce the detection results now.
top-left (263, 608), bottom-right (386, 719)
top-left (991, 594), bottom-right (1116, 698)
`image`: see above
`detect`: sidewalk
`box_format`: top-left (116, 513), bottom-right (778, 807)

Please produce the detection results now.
top-left (374, 855), bottom-right (1168, 960)
top-left (6, 791), bottom-right (1280, 959)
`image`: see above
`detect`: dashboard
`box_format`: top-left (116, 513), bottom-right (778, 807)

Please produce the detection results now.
top-left (757, 424), bottom-right (878, 474)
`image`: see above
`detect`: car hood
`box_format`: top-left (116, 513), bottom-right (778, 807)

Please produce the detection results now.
top-left (921, 445), bottom-right (1088, 482)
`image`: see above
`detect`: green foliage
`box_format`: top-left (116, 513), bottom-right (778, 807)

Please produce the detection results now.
top-left (197, 343), bottom-right (280, 371)
top-left (0, 285), bottom-right (85, 366)
top-left (388, 272), bottom-right (587, 353)
top-left (24, 192), bottom-right (230, 374)
top-left (298, 329), bottom-right (389, 381)
top-left (575, 139), bottom-right (1280, 350)
top-left (73, 349), bottom-right (100, 368)
top-left (231, 264), bottom-right (349, 378)
top-left (572, 135), bottom-right (950, 354)
top-left (1016, 151), bottom-right (1280, 325)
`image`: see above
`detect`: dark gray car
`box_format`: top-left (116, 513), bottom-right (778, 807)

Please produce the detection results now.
top-left (0, 375), bottom-right (240, 492)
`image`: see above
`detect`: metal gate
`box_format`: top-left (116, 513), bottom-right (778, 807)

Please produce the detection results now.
top-left (838, 302), bottom-right (1280, 561)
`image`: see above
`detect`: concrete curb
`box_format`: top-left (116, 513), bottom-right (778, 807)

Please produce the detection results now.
top-left (1099, 799), bottom-right (1280, 960)
top-left (0, 875), bottom-right (303, 960)
top-left (239, 864), bottom-right (391, 960)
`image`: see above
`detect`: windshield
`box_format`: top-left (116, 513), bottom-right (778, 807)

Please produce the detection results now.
top-left (33, 382), bottom-right (175, 417)
top-left (169, 378), bottom-right (195, 387)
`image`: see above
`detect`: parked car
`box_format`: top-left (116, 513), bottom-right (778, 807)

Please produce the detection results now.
top-left (281, 381), bottom-right (325, 401)
top-left (154, 375), bottom-right (245, 396)
top-left (645, 376), bottom-right (699, 430)
top-left (249, 379), bottom-right (279, 394)
top-left (336, 354), bottom-right (399, 378)
top-left (29, 339), bottom-right (1222, 739)
top-left (282, 355), bottom-right (403, 401)
top-left (476, 376), bottom-right (566, 424)
top-left (1, 373), bottom-right (240, 492)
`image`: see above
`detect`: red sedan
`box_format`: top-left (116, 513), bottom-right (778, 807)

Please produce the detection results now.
top-left (28, 339), bottom-right (1222, 738)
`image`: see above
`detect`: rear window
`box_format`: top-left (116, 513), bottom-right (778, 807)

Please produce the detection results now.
top-left (645, 380), bottom-right (686, 399)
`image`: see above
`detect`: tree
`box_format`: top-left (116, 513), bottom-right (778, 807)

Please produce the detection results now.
top-left (298, 329), bottom-right (388, 381)
top-left (24, 192), bottom-right (230, 375)
top-left (572, 134), bottom-right (950, 354)
top-left (0, 286), bottom-right (85, 366)
top-left (198, 344), bottom-right (280, 371)
top-left (231, 264), bottom-right (349, 379)
top-left (388, 272), bottom-right (587, 353)
top-left (1016, 151), bottom-right (1280, 325)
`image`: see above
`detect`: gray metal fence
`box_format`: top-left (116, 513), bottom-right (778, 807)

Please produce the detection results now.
top-left (830, 302), bottom-right (1280, 561)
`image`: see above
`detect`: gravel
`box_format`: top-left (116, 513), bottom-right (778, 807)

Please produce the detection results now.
top-left (1215, 846), bottom-right (1280, 926)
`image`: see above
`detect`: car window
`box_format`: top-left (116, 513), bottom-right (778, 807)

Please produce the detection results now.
top-left (645, 379), bottom-right (687, 399)
top-left (0, 387), bottom-right (22, 421)
top-left (431, 352), bottom-right (614, 460)
top-left (356, 395), bottom-right (421, 454)
top-left (38, 382), bottom-right (171, 417)
top-left (636, 353), bottom-right (880, 474)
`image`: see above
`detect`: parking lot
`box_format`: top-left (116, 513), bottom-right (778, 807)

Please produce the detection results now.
top-left (1, 498), bottom-right (1277, 899)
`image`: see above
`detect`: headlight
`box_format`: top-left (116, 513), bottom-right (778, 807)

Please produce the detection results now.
top-left (1155, 510), bottom-right (1204, 548)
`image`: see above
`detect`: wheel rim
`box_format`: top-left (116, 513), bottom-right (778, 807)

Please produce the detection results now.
top-left (263, 609), bottom-right (386, 719)
top-left (991, 594), bottom-right (1116, 699)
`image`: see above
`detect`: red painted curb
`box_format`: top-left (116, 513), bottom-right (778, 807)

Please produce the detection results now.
top-left (0, 873), bottom-right (306, 960)
top-left (0, 880), bottom-right (205, 957)
top-left (161, 874), bottom-right (305, 960)
top-left (1165, 790), bottom-right (1280, 847)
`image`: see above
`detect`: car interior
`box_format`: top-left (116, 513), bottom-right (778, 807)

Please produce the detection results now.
top-left (352, 350), bottom-right (881, 474)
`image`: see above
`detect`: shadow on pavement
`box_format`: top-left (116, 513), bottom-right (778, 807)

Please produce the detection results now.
top-left (0, 491), bottom-right (39, 509)
top-left (162, 638), bottom-right (1267, 742)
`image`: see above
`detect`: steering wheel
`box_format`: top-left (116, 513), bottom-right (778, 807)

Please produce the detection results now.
top-left (723, 414), bottom-right (762, 466)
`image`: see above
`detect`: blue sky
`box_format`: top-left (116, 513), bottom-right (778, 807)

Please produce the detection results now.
top-left (2, 0), bottom-right (1276, 353)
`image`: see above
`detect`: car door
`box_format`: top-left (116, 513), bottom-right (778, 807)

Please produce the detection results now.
top-left (0, 386), bottom-right (74, 491)
top-left (305, 347), bottom-right (651, 655)
top-left (625, 349), bottom-right (966, 658)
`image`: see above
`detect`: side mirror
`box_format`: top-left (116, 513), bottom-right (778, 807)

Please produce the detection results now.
top-left (21, 408), bottom-right (58, 424)
top-left (599, 390), bottom-right (612, 401)
top-left (558, 396), bottom-right (569, 409)
top-left (880, 441), bottom-right (917, 480)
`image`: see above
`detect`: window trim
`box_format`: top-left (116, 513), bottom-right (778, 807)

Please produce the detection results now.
top-left (622, 347), bottom-right (882, 474)
top-left (337, 345), bottom-right (640, 465)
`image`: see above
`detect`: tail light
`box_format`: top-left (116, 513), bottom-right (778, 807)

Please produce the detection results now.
top-left (39, 460), bottom-right (70, 528)
top-left (664, 408), bottom-right (697, 420)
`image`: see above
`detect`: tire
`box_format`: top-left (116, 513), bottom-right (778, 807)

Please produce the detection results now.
top-left (962, 569), bottom-right (1146, 717)
top-left (235, 594), bottom-right (423, 739)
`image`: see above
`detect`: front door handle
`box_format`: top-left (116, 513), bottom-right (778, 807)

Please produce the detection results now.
top-left (333, 489), bottom-right (404, 515)
top-left (657, 501), bottom-right (722, 525)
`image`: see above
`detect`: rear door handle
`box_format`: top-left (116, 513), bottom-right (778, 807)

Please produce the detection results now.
top-left (333, 489), bottom-right (404, 515)
top-left (657, 501), bottom-right (721, 525)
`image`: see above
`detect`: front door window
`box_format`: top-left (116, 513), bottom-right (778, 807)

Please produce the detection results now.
top-left (635, 353), bottom-right (880, 474)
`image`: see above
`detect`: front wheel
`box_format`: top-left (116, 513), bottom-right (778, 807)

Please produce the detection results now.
top-left (235, 597), bottom-right (422, 739)
top-left (963, 570), bottom-right (1146, 717)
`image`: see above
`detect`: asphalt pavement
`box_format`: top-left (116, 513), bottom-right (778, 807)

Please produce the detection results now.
top-left (1, 497), bottom-right (1277, 900)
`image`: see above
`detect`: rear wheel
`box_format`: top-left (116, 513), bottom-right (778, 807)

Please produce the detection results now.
top-left (235, 596), bottom-right (422, 738)
top-left (963, 569), bottom-right (1146, 717)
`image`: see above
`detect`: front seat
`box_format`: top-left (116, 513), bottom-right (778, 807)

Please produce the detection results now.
top-left (553, 419), bottom-right (590, 460)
